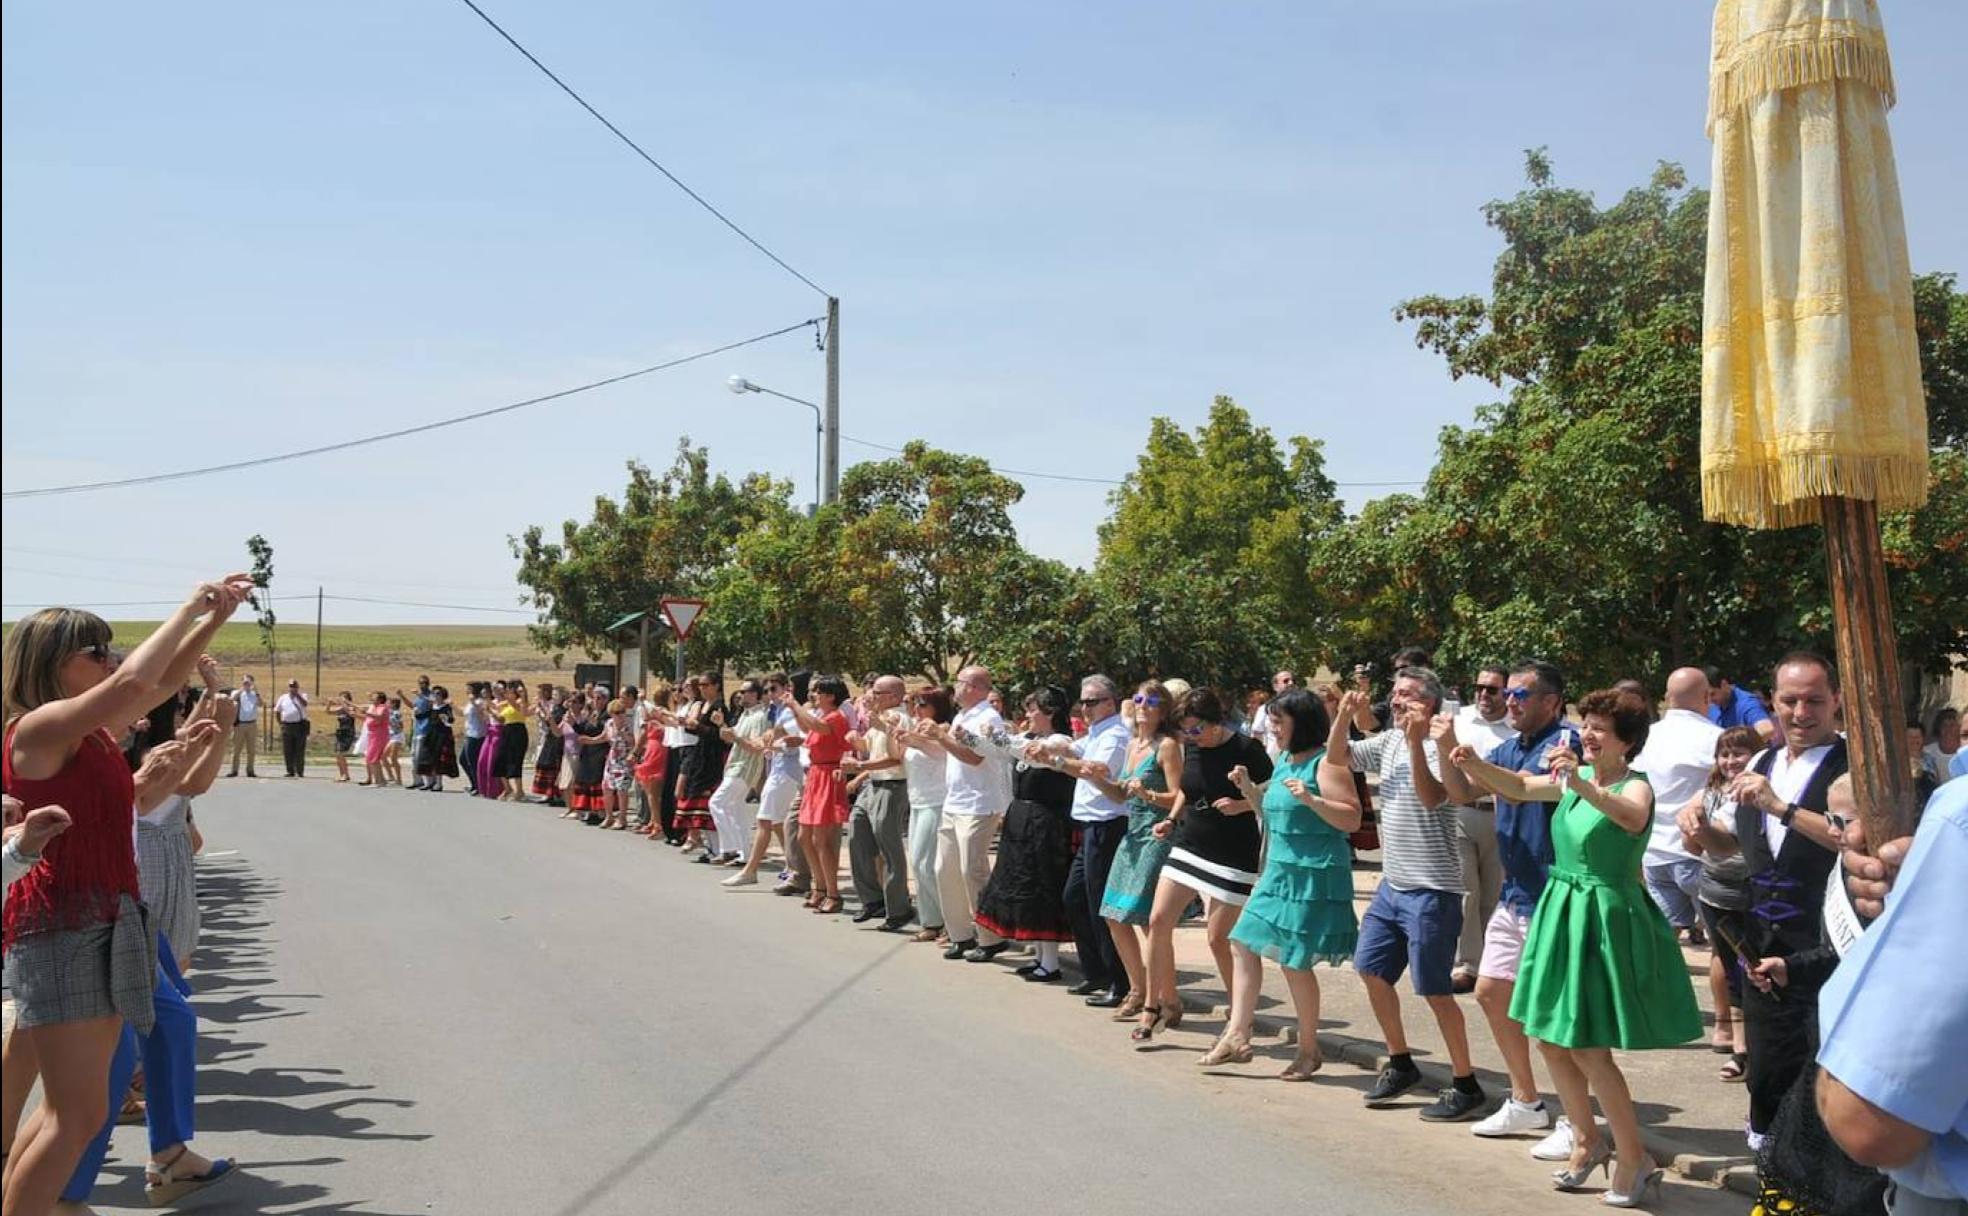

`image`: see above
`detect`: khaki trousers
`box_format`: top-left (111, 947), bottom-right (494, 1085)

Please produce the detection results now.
top-left (936, 812), bottom-right (1001, 946)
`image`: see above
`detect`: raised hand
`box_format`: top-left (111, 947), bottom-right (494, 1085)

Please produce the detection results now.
top-left (196, 654), bottom-right (222, 689)
top-left (1399, 706), bottom-right (1430, 745)
top-left (1282, 776), bottom-right (1310, 804)
top-left (1448, 743), bottom-right (1476, 767)
top-left (1430, 713), bottom-right (1459, 749)
top-left (1335, 689), bottom-right (1369, 726)
top-left (1837, 814), bottom-right (1915, 920)
top-left (1546, 744), bottom-right (1580, 786)
top-left (1728, 771), bottom-right (1781, 815)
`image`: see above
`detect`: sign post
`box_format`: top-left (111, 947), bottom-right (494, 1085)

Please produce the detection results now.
top-left (659, 598), bottom-right (707, 687)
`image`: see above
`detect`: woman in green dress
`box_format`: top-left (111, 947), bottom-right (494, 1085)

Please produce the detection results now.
top-left (1093, 680), bottom-right (1184, 1020)
top-left (1204, 689), bottom-right (1362, 1076)
top-left (1450, 688), bottom-right (1699, 1209)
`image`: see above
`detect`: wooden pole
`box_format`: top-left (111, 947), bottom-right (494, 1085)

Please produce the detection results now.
top-left (314, 586), bottom-right (324, 699)
top-left (1820, 495), bottom-right (1919, 847)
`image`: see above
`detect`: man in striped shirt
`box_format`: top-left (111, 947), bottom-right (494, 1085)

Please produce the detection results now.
top-left (1331, 665), bottom-right (1487, 1124)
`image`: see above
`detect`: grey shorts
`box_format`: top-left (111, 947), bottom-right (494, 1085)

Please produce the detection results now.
top-left (3, 922), bottom-right (118, 1027)
top-left (2, 900), bottom-right (158, 1031)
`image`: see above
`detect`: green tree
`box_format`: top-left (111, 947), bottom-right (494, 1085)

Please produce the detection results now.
top-left (511, 440), bottom-right (794, 670)
top-left (828, 441), bottom-right (1028, 681)
top-left (1333, 152), bottom-right (1965, 692)
top-left (1094, 397), bottom-right (1342, 691)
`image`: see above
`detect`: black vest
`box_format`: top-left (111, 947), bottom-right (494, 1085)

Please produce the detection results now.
top-left (1739, 739), bottom-right (1848, 958)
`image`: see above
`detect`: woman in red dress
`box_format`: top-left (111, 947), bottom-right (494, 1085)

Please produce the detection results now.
top-left (784, 675), bottom-right (852, 914)
top-left (2, 575), bottom-right (252, 1214)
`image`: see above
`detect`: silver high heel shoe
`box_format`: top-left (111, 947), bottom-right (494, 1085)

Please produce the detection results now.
top-left (1551, 1137), bottom-right (1613, 1190)
top-left (1600, 1160), bottom-right (1665, 1208)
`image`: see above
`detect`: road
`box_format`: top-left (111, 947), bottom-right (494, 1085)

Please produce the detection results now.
top-left (59, 778), bottom-right (1750, 1215)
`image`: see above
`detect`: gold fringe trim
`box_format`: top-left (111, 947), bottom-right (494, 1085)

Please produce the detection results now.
top-left (1707, 28), bottom-right (1896, 136)
top-left (1701, 454), bottom-right (1930, 530)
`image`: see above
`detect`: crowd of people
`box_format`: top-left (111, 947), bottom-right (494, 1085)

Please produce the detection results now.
top-left (3, 577), bottom-right (1963, 1215)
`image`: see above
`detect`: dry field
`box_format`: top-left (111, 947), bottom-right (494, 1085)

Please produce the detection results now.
top-left (1, 620), bottom-right (593, 756)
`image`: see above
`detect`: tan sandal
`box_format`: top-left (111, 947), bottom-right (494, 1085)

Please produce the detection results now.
top-left (1109, 994), bottom-right (1147, 1022)
top-left (1196, 1035), bottom-right (1254, 1067)
top-left (1279, 1052), bottom-right (1324, 1081)
top-left (145, 1146), bottom-right (237, 1207)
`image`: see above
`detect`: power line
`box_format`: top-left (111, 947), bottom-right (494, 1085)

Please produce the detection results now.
top-left (3, 319), bottom-right (821, 500)
top-left (455, 0), bottom-right (829, 298)
top-left (836, 434), bottom-right (1426, 490)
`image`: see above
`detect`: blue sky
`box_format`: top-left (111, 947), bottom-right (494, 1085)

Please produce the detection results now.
top-left (5, 1), bottom-right (1964, 625)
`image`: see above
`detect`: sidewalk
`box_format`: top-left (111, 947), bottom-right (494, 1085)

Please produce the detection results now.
top-left (1153, 863), bottom-right (1761, 1197)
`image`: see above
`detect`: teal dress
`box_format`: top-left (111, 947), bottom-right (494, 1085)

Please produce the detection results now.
top-left (1229, 748), bottom-right (1358, 969)
top-left (1099, 747), bottom-right (1173, 926)
top-left (1509, 768), bottom-right (1702, 1050)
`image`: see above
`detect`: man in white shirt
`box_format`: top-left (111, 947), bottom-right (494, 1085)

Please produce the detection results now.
top-left (934, 665), bottom-right (1012, 958)
top-left (1246, 669), bottom-right (1298, 741)
top-left (1924, 707), bottom-right (1961, 786)
top-left (1634, 668), bottom-right (1723, 941)
top-left (227, 674), bottom-right (261, 777)
top-left (1446, 665), bottom-right (1517, 992)
top-left (274, 680), bottom-right (312, 779)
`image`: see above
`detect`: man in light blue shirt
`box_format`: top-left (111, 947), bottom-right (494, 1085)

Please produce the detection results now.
top-left (1056, 675), bottom-right (1133, 1002)
top-left (1817, 779), bottom-right (1968, 1210)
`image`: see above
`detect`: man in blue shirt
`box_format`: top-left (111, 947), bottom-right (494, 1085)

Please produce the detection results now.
top-left (1437, 659), bottom-right (1582, 1151)
top-left (400, 675), bottom-right (434, 790)
top-left (1817, 778), bottom-right (1967, 1211)
top-left (1704, 667), bottom-right (1777, 744)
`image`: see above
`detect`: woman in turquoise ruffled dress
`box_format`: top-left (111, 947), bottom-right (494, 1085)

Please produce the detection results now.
top-left (1202, 689), bottom-right (1362, 1076)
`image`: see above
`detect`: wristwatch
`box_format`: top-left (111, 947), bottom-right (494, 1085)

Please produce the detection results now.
top-left (1778, 801), bottom-right (1800, 826)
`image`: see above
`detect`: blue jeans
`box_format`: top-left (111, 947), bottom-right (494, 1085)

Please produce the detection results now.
top-left (1643, 858), bottom-right (1703, 929)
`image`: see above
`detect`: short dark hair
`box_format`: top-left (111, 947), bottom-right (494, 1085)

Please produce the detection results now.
top-left (1702, 665), bottom-right (1724, 688)
top-left (911, 685), bottom-right (956, 724)
top-left (1512, 659), bottom-right (1566, 700)
top-left (1024, 686), bottom-right (1073, 735)
top-left (1175, 686), bottom-right (1228, 725)
top-left (1476, 664), bottom-right (1509, 684)
top-left (432, 685), bottom-right (449, 699)
top-left (1392, 646), bottom-right (1432, 670)
top-left (790, 669), bottom-right (813, 703)
top-left (1577, 688), bottom-right (1651, 759)
top-left (764, 671), bottom-right (789, 690)
top-left (1266, 688), bottom-right (1331, 754)
top-left (812, 674), bottom-right (849, 706)
top-left (1932, 707), bottom-right (1959, 733)
top-left (1773, 650), bottom-right (1839, 692)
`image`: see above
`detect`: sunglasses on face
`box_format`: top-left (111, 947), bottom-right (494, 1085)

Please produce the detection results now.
top-left (1503, 688), bottom-right (1534, 702)
top-left (1474, 684), bottom-right (1506, 696)
top-left (1180, 723), bottom-right (1206, 737)
top-left (1077, 696), bottom-right (1110, 707)
top-left (1132, 694), bottom-right (1161, 707)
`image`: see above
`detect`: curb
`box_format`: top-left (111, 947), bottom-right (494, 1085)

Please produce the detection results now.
top-left (1205, 1002), bottom-right (1761, 1198)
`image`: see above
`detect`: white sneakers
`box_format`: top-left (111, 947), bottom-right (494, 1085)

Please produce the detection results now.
top-left (1529, 1116), bottom-right (1609, 1161)
top-left (1473, 1098), bottom-right (1553, 1138)
top-left (720, 872), bottom-right (758, 888)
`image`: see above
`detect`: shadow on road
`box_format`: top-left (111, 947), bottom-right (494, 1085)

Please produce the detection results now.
top-left (90, 854), bottom-right (433, 1215)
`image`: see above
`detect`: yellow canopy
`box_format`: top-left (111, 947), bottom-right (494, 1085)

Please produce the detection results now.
top-left (1701, 0), bottom-right (1928, 529)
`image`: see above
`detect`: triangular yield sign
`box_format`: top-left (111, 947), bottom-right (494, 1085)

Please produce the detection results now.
top-left (660, 597), bottom-right (707, 641)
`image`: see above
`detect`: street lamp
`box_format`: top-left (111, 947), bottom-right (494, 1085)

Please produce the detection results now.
top-left (727, 374), bottom-right (827, 509)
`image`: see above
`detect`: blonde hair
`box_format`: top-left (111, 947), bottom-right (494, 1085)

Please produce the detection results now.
top-left (1160, 677), bottom-right (1192, 703)
top-left (608, 697), bottom-right (629, 716)
top-left (3, 607), bottom-right (113, 724)
top-left (645, 679), bottom-right (672, 705)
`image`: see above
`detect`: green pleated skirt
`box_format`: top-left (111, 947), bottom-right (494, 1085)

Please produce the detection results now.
top-left (1509, 867), bottom-right (1702, 1050)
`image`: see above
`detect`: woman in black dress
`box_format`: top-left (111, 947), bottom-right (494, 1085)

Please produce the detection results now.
top-left (1136, 686), bottom-right (1273, 1043)
top-left (676, 681), bottom-right (729, 859)
top-left (563, 697), bottom-right (609, 824)
top-left (970, 687), bottom-right (1079, 980)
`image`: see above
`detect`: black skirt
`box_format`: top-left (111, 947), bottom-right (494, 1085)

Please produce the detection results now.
top-left (973, 767), bottom-right (1078, 943)
top-left (494, 723), bottom-right (529, 779)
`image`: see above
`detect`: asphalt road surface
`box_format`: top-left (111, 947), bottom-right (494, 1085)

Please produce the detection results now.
top-left (58, 777), bottom-right (1748, 1215)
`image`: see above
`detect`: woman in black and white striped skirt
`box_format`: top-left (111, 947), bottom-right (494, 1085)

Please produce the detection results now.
top-left (1135, 687), bottom-right (1274, 1044)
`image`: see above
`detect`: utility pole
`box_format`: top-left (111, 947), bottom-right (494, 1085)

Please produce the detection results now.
top-left (314, 587), bottom-right (324, 699)
top-left (823, 296), bottom-right (840, 505)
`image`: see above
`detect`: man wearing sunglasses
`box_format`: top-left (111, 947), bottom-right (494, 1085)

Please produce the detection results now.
top-left (1446, 668), bottom-right (1515, 995)
top-left (1437, 660), bottom-right (1584, 1148)
top-left (1053, 675), bottom-right (1132, 1002)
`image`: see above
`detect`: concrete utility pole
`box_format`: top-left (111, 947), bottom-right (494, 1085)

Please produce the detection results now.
top-left (823, 296), bottom-right (840, 505)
